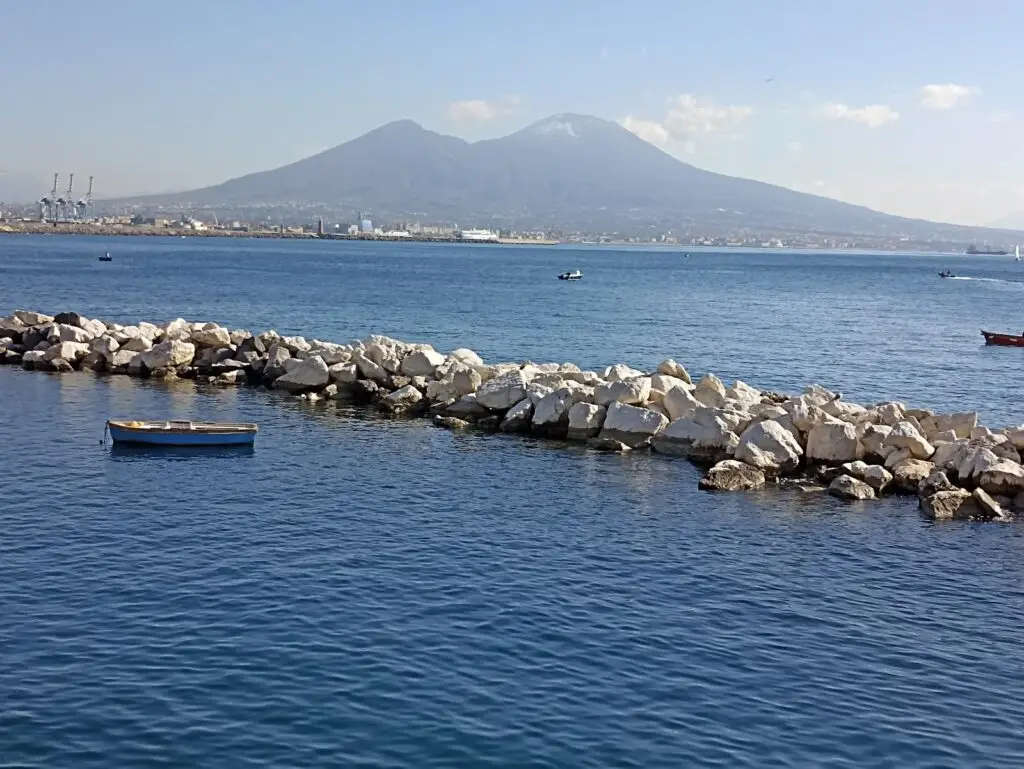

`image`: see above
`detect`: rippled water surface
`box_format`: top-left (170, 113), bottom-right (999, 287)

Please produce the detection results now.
top-left (2, 236), bottom-right (1024, 767)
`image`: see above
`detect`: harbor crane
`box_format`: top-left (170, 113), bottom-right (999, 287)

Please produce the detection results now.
top-left (39, 173), bottom-right (59, 222)
top-left (56, 173), bottom-right (75, 221)
top-left (75, 176), bottom-right (94, 220)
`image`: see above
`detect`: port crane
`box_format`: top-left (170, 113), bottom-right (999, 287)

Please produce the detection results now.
top-left (75, 176), bottom-right (94, 220)
top-left (39, 173), bottom-right (59, 221)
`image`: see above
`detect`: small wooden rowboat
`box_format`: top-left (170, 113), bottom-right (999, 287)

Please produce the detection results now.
top-left (981, 330), bottom-right (1024, 347)
top-left (106, 419), bottom-right (258, 446)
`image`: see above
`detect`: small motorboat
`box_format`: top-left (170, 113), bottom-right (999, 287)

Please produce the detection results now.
top-left (558, 270), bottom-right (583, 281)
top-left (981, 330), bottom-right (1024, 347)
top-left (939, 270), bottom-right (954, 278)
top-left (98, 252), bottom-right (112, 262)
top-left (105, 419), bottom-right (258, 446)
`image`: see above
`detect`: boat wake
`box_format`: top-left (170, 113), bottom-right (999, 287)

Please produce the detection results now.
top-left (947, 276), bottom-right (1024, 287)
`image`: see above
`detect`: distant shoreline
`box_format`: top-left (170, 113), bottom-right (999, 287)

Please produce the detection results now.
top-left (0, 222), bottom-right (559, 246)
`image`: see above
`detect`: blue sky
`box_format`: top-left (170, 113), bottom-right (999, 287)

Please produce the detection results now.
top-left (3, 0), bottom-right (1022, 225)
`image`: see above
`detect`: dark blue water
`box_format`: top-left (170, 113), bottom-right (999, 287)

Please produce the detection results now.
top-left (2, 235), bottom-right (1024, 768)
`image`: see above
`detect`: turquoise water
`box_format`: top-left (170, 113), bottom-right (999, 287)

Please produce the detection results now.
top-left (2, 235), bottom-right (1024, 767)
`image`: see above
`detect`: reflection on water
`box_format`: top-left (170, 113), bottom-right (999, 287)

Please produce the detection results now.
top-left (108, 442), bottom-right (256, 462)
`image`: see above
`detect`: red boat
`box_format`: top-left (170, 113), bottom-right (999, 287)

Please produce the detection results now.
top-left (981, 330), bottom-right (1024, 347)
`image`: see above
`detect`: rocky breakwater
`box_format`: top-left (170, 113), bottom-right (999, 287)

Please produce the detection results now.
top-left (2, 308), bottom-right (1023, 522)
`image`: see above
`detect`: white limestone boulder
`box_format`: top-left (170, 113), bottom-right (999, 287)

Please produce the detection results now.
top-left (401, 348), bottom-right (447, 378)
top-left (734, 419), bottom-right (803, 475)
top-left (594, 377), bottom-right (651, 407)
top-left (352, 351), bottom-right (389, 383)
top-left (192, 326), bottom-right (232, 348)
top-left (663, 385), bottom-right (702, 421)
top-left (652, 410), bottom-right (740, 461)
top-left (602, 363), bottom-right (646, 382)
top-left (271, 355), bottom-right (330, 393)
top-left (329, 362), bottom-right (359, 385)
top-left (839, 460), bottom-right (893, 493)
top-left (656, 359), bottom-right (692, 384)
top-left (476, 369), bottom-right (532, 410)
top-left (567, 402), bottom-right (606, 441)
top-left (806, 422), bottom-right (862, 464)
top-left (140, 340), bottom-right (195, 371)
top-left (977, 459), bottom-right (1024, 496)
top-left (499, 398), bottom-right (534, 433)
top-left (933, 412), bottom-right (978, 440)
top-left (44, 341), bottom-right (89, 362)
top-left (694, 373), bottom-right (727, 408)
top-left (90, 336), bottom-right (119, 358)
top-left (450, 348), bottom-right (484, 367)
top-left (379, 384), bottom-right (425, 413)
top-left (884, 421), bottom-right (935, 460)
top-left (56, 324), bottom-right (95, 344)
top-left (13, 310), bottom-right (53, 326)
top-left (597, 402), bottom-right (668, 448)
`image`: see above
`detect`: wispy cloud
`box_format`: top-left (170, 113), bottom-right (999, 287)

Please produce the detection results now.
top-left (786, 141), bottom-right (803, 153)
top-left (814, 102), bottom-right (899, 128)
top-left (919, 83), bottom-right (980, 109)
top-left (619, 94), bottom-right (755, 152)
top-left (445, 96), bottom-right (521, 123)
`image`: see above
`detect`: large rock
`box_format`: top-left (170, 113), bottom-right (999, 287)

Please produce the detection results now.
top-left (56, 323), bottom-right (95, 344)
top-left (450, 348), bottom-right (484, 367)
top-left (400, 348), bottom-right (447, 378)
top-left (698, 460), bottom-right (765, 491)
top-left (107, 349), bottom-right (140, 372)
top-left (977, 459), bottom-right (1024, 496)
top-left (828, 475), bottom-right (877, 500)
top-left (787, 398), bottom-right (831, 434)
top-left (920, 489), bottom-right (981, 520)
top-left (594, 377), bottom-right (651, 407)
top-left (656, 359), bottom-right (691, 384)
top-left (122, 335), bottom-right (153, 353)
top-left (884, 421), bottom-right (935, 460)
top-left (90, 336), bottom-right (119, 358)
top-left (162, 318), bottom-right (192, 341)
top-left (351, 351), bottom-right (389, 384)
top-left (839, 460), bottom-right (893, 493)
top-left (140, 340), bottom-right (195, 372)
top-left (21, 350), bottom-right (48, 369)
top-left (426, 366), bottom-right (482, 404)
top-left (603, 363), bottom-right (646, 382)
top-left (500, 399), bottom-right (534, 433)
top-left (329, 362), bottom-right (359, 385)
top-left (694, 373), bottom-right (727, 408)
top-left (476, 369), bottom-right (532, 410)
top-left (735, 419), bottom-right (803, 475)
top-left (597, 402), bottom-right (668, 448)
top-left (43, 341), bottom-right (89, 362)
top-left (567, 402), bottom-right (606, 441)
top-left (192, 326), bottom-right (231, 347)
top-left (933, 412), bottom-right (978, 440)
top-left (379, 384), bottom-right (425, 414)
top-left (1006, 425), bottom-right (1024, 452)
top-left (663, 385), bottom-right (702, 421)
top-left (271, 355), bottom-right (330, 393)
top-left (891, 458), bottom-right (935, 494)
top-left (806, 421), bottom-right (861, 464)
top-left (445, 394), bottom-right (491, 422)
top-left (919, 470), bottom-right (956, 498)
top-left (13, 310), bottom-right (53, 326)
top-left (972, 488), bottom-right (1009, 521)
top-left (262, 344), bottom-right (292, 381)
top-left (532, 387), bottom-right (588, 438)
top-left (652, 410), bottom-right (740, 461)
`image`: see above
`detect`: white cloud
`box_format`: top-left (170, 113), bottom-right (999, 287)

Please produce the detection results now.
top-left (919, 83), bottom-right (980, 109)
top-left (786, 141), bottom-right (803, 153)
top-left (618, 116), bottom-right (670, 147)
top-left (618, 94), bottom-right (755, 152)
top-left (445, 96), bottom-right (520, 123)
top-left (815, 102), bottom-right (899, 128)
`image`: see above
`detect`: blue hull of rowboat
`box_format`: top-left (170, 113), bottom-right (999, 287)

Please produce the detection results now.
top-left (106, 420), bottom-right (258, 446)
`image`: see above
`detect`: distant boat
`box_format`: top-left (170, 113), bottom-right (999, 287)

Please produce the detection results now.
top-left (1016, 244), bottom-right (1020, 262)
top-left (966, 244), bottom-right (1008, 255)
top-left (981, 330), bottom-right (1024, 347)
top-left (939, 270), bottom-right (955, 278)
top-left (98, 252), bottom-right (112, 262)
top-left (105, 419), bottom-right (258, 446)
top-left (558, 270), bottom-right (583, 281)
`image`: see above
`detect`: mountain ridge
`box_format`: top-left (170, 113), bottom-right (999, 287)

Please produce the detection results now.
top-left (104, 114), bottom-right (1020, 240)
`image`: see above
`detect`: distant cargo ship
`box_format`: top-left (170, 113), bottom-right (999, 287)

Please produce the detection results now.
top-left (966, 244), bottom-right (1008, 255)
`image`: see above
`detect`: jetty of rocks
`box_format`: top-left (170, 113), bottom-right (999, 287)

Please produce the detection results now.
top-left (3, 308), bottom-right (1023, 521)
